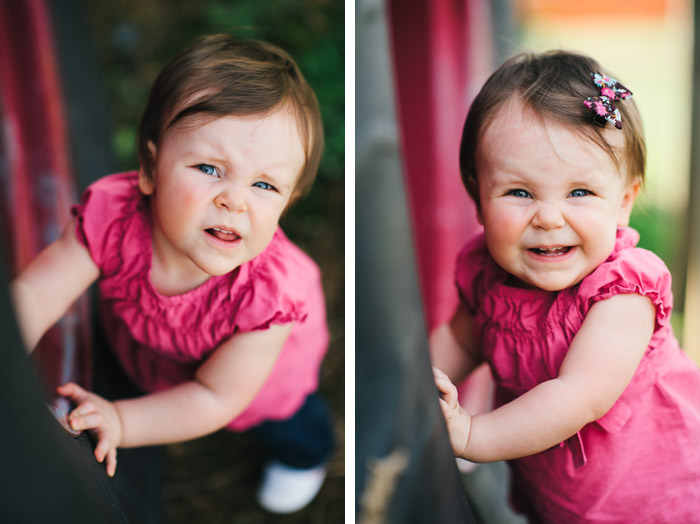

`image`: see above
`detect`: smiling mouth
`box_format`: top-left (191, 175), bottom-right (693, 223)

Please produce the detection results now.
top-left (528, 246), bottom-right (572, 256)
top-left (205, 227), bottom-right (240, 242)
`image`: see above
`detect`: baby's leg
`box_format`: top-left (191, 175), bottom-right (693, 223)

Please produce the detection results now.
top-left (251, 393), bottom-right (334, 469)
top-left (250, 394), bottom-right (335, 513)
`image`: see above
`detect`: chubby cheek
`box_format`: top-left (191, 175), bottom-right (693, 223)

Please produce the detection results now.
top-left (164, 177), bottom-right (206, 208)
top-left (482, 204), bottom-right (528, 242)
top-left (568, 206), bottom-right (617, 241)
top-left (180, 190), bottom-right (202, 211)
top-left (246, 203), bottom-right (283, 252)
top-left (254, 207), bottom-right (283, 239)
top-left (153, 186), bottom-right (202, 235)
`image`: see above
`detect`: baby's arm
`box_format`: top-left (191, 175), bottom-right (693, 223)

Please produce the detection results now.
top-left (61, 322), bottom-right (293, 474)
top-left (439, 293), bottom-right (654, 462)
top-left (429, 303), bottom-right (483, 384)
top-left (11, 219), bottom-right (99, 351)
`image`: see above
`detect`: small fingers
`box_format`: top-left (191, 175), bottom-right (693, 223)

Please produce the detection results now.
top-left (93, 432), bottom-right (117, 477)
top-left (438, 397), bottom-right (451, 418)
top-left (57, 382), bottom-right (88, 402)
top-left (69, 410), bottom-right (104, 431)
top-left (432, 367), bottom-right (452, 392)
top-left (70, 400), bottom-right (96, 417)
top-left (106, 447), bottom-right (118, 477)
top-left (433, 370), bottom-right (458, 405)
top-left (94, 430), bottom-right (111, 463)
top-left (432, 366), bottom-right (448, 380)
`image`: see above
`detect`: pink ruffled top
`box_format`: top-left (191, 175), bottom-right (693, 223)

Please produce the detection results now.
top-left (72, 172), bottom-right (328, 430)
top-left (456, 228), bottom-right (700, 523)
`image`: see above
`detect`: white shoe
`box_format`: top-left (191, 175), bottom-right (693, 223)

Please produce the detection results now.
top-left (256, 461), bottom-right (327, 514)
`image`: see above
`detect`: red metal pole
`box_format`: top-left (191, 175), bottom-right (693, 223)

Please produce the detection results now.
top-left (387, 0), bottom-right (488, 331)
top-left (0, 0), bottom-right (91, 431)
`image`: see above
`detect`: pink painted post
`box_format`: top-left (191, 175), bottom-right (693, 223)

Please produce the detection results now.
top-left (387, 0), bottom-right (492, 329)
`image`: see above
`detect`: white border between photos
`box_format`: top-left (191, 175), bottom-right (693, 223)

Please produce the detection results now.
top-left (345, 1), bottom-right (355, 522)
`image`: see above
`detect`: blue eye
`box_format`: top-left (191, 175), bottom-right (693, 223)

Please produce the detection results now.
top-left (507, 189), bottom-right (531, 198)
top-left (195, 164), bottom-right (218, 177)
top-left (253, 181), bottom-right (276, 191)
top-left (570, 189), bottom-right (591, 197)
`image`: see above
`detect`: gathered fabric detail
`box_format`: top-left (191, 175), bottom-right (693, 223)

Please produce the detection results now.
top-left (72, 173), bottom-right (308, 363)
top-left (560, 432), bottom-right (587, 469)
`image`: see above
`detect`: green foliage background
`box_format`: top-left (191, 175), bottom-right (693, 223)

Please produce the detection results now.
top-left (86, 1), bottom-right (344, 179)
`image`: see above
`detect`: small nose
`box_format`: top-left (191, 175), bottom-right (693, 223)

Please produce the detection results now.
top-left (531, 202), bottom-right (565, 230)
top-left (214, 184), bottom-right (247, 213)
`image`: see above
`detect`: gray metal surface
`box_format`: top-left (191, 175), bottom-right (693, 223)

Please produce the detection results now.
top-left (355, 1), bottom-right (475, 522)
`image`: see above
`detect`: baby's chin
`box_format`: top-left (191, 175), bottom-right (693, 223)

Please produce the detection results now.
top-left (505, 270), bottom-right (588, 292)
top-left (205, 265), bottom-right (242, 277)
top-left (194, 257), bottom-right (244, 277)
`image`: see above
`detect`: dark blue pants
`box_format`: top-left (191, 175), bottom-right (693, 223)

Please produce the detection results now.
top-left (250, 393), bottom-right (335, 469)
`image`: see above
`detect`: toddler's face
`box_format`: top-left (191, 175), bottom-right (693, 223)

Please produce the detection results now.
top-left (475, 99), bottom-right (639, 291)
top-left (139, 105), bottom-right (305, 281)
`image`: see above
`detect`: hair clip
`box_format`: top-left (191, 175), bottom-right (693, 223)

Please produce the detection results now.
top-left (583, 72), bottom-right (632, 129)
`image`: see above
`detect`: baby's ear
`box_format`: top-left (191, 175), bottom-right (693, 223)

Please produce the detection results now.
top-left (138, 141), bottom-right (157, 195)
top-left (617, 179), bottom-right (641, 227)
top-left (138, 168), bottom-right (154, 195)
top-left (468, 180), bottom-right (483, 225)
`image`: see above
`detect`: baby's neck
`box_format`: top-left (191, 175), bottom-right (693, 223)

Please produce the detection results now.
top-left (150, 259), bottom-right (211, 297)
top-left (504, 274), bottom-right (540, 290)
top-left (149, 260), bottom-right (211, 296)
top-left (149, 233), bottom-right (213, 296)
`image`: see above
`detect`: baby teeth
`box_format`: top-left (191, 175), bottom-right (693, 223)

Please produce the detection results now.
top-left (532, 247), bottom-right (567, 255)
top-left (212, 227), bottom-right (234, 234)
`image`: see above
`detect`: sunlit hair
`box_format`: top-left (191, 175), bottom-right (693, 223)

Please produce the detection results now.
top-left (138, 34), bottom-right (323, 203)
top-left (459, 50), bottom-right (646, 207)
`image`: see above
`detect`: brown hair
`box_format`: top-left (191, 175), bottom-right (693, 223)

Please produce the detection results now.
top-left (459, 50), bottom-right (646, 206)
top-left (138, 34), bottom-right (323, 202)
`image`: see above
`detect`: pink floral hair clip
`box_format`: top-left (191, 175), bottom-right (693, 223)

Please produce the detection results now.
top-left (583, 72), bottom-right (633, 129)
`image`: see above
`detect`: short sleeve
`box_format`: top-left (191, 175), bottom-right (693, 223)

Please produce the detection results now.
top-left (231, 229), bottom-right (318, 333)
top-left (71, 172), bottom-right (142, 273)
top-left (577, 246), bottom-right (673, 331)
top-left (454, 232), bottom-right (492, 316)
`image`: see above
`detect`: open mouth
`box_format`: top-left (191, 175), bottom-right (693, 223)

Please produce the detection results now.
top-left (205, 227), bottom-right (240, 242)
top-left (528, 246), bottom-right (572, 256)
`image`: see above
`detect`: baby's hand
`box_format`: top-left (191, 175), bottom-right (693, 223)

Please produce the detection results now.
top-left (57, 382), bottom-right (123, 477)
top-left (433, 367), bottom-right (471, 458)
